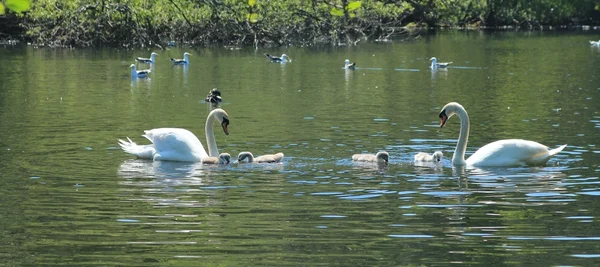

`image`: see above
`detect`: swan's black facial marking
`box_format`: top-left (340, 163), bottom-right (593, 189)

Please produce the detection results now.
top-left (221, 117), bottom-right (230, 135)
top-left (439, 110), bottom-right (448, 128)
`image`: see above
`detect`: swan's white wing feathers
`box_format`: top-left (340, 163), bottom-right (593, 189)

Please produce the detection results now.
top-left (118, 137), bottom-right (156, 159)
top-left (466, 139), bottom-right (564, 167)
top-left (142, 128), bottom-right (208, 161)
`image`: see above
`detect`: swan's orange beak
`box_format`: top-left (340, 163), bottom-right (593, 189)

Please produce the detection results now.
top-left (439, 111), bottom-right (448, 128)
top-left (221, 118), bottom-right (230, 135)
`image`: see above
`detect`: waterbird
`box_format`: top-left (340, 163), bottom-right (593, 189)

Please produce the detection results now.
top-left (237, 152), bottom-right (285, 163)
top-left (201, 153), bottom-right (232, 164)
top-left (414, 151), bottom-right (443, 162)
top-left (170, 52), bottom-right (191, 65)
top-left (205, 88), bottom-right (222, 103)
top-left (130, 64), bottom-right (151, 78)
top-left (118, 109), bottom-right (230, 162)
top-left (439, 102), bottom-right (566, 167)
top-left (344, 59), bottom-right (356, 70)
top-left (352, 151), bottom-right (389, 163)
top-left (136, 52), bottom-right (158, 63)
top-left (430, 57), bottom-right (452, 68)
top-left (264, 53), bottom-right (289, 63)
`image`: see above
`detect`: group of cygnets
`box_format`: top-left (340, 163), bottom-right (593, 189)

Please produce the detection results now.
top-left (351, 151), bottom-right (443, 164)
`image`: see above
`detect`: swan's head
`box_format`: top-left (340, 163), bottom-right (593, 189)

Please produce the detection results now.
top-left (439, 102), bottom-right (463, 128)
top-left (219, 153), bottom-right (231, 164)
top-left (184, 52), bottom-right (191, 56)
top-left (210, 108), bottom-right (230, 135)
top-left (376, 151), bottom-right (389, 163)
top-left (432, 151), bottom-right (443, 162)
top-left (430, 57), bottom-right (437, 61)
top-left (129, 64), bottom-right (136, 69)
top-left (151, 52), bottom-right (158, 56)
top-left (345, 59), bottom-right (350, 65)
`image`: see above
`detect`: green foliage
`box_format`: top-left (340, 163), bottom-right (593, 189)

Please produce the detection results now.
top-left (0, 0), bottom-right (31, 14)
top-left (5, 0), bottom-right (600, 47)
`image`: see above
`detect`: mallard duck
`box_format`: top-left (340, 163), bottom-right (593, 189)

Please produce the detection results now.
top-left (205, 88), bottom-right (222, 103)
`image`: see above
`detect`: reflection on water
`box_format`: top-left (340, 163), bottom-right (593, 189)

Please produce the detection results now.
top-left (118, 159), bottom-right (208, 179)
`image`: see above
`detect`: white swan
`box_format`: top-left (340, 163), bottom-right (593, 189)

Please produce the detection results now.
top-left (201, 153), bottom-right (231, 164)
top-left (414, 151), bottom-right (443, 162)
top-left (439, 102), bottom-right (566, 167)
top-left (118, 108), bottom-right (230, 162)
top-left (130, 64), bottom-right (151, 78)
top-left (237, 152), bottom-right (284, 163)
top-left (352, 151), bottom-right (389, 163)
top-left (589, 40), bottom-right (600, 46)
top-left (170, 52), bottom-right (191, 65)
top-left (136, 52), bottom-right (158, 63)
top-left (430, 57), bottom-right (452, 69)
top-left (344, 59), bottom-right (356, 70)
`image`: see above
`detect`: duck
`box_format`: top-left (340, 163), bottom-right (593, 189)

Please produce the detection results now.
top-left (439, 102), bottom-right (567, 167)
top-left (589, 40), bottom-right (600, 46)
top-left (170, 52), bottom-right (191, 65)
top-left (344, 59), bottom-right (356, 70)
top-left (430, 57), bottom-right (452, 68)
top-left (414, 151), bottom-right (443, 162)
top-left (130, 64), bottom-right (151, 78)
top-left (352, 151), bottom-right (389, 163)
top-left (237, 152), bottom-right (284, 163)
top-left (136, 52), bottom-right (158, 63)
top-left (201, 153), bottom-right (232, 164)
top-left (264, 53), bottom-right (289, 63)
top-left (118, 108), bottom-right (230, 162)
top-left (205, 88), bottom-right (222, 103)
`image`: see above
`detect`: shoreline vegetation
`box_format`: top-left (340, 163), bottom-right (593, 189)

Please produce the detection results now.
top-left (1, 0), bottom-right (600, 48)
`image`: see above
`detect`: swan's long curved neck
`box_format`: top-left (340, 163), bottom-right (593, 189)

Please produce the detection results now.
top-left (454, 107), bottom-right (470, 165)
top-left (206, 114), bottom-right (219, 157)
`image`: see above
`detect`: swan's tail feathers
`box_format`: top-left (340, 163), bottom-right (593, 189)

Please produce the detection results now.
top-left (118, 137), bottom-right (156, 159)
top-left (549, 144), bottom-right (567, 156)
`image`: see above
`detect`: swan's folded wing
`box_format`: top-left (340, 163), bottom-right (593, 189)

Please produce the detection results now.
top-left (143, 128), bottom-right (208, 158)
top-left (467, 139), bottom-right (557, 167)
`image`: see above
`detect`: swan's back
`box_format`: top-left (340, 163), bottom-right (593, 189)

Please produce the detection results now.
top-left (144, 128), bottom-right (208, 161)
top-left (466, 139), bottom-right (566, 167)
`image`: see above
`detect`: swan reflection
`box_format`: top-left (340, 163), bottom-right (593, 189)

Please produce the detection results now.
top-left (117, 159), bottom-right (213, 179)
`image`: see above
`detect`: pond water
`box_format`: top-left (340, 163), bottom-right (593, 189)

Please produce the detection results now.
top-left (1, 30), bottom-right (600, 266)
